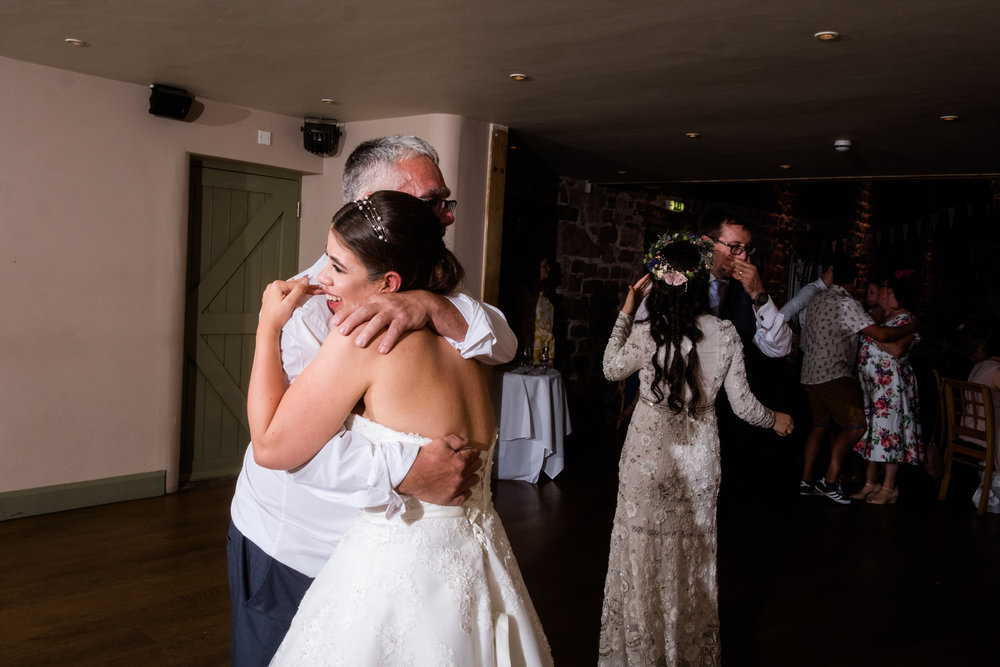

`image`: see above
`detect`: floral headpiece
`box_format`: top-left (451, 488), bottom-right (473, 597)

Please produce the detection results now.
top-left (644, 232), bottom-right (714, 287)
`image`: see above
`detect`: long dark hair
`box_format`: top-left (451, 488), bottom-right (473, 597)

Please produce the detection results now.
top-left (640, 235), bottom-right (711, 414)
top-left (330, 190), bottom-right (463, 294)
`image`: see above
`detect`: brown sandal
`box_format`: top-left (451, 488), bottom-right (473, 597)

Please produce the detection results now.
top-left (866, 485), bottom-right (899, 505)
top-left (850, 481), bottom-right (881, 501)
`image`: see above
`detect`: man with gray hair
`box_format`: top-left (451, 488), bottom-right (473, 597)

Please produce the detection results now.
top-left (228, 135), bottom-right (517, 665)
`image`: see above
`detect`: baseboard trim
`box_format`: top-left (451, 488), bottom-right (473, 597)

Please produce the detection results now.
top-left (0, 471), bottom-right (166, 521)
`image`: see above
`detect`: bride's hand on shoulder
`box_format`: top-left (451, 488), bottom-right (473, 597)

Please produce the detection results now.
top-left (259, 277), bottom-right (321, 333)
top-left (622, 273), bottom-right (652, 316)
top-left (772, 412), bottom-right (794, 437)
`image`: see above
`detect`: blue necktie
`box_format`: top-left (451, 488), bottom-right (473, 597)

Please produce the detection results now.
top-left (709, 279), bottom-right (725, 315)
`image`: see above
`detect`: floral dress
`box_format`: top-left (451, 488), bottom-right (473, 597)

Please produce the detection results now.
top-left (600, 312), bottom-right (774, 666)
top-left (854, 312), bottom-right (925, 464)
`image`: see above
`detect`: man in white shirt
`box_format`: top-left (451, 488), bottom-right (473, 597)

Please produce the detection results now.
top-left (228, 135), bottom-right (517, 666)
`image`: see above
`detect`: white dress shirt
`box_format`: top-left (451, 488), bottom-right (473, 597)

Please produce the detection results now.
top-left (231, 256), bottom-right (516, 577)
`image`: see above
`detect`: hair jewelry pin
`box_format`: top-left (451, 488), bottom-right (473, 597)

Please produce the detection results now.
top-left (357, 196), bottom-right (388, 242)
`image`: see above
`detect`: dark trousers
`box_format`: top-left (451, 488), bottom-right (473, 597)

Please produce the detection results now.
top-left (227, 522), bottom-right (313, 667)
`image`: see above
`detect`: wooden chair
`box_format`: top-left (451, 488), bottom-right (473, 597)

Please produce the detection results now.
top-left (937, 377), bottom-right (996, 515)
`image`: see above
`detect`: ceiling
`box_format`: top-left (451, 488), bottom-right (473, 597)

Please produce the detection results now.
top-left (2, 0), bottom-right (999, 184)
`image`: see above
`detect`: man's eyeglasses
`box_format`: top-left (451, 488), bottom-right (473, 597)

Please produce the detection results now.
top-left (712, 238), bottom-right (755, 257)
top-left (420, 198), bottom-right (458, 216)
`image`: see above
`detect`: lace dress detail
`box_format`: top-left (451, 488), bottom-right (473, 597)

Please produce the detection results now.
top-left (599, 312), bottom-right (773, 666)
top-left (270, 415), bottom-right (553, 667)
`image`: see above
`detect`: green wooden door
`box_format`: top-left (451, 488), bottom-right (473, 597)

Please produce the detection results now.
top-left (181, 160), bottom-right (301, 483)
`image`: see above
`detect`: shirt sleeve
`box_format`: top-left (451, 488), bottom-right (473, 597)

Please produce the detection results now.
top-left (721, 321), bottom-right (776, 428)
top-left (752, 296), bottom-right (794, 358)
top-left (293, 254), bottom-right (329, 282)
top-left (279, 296), bottom-right (419, 515)
top-left (779, 278), bottom-right (827, 326)
top-left (444, 293), bottom-right (518, 365)
top-left (843, 299), bottom-right (876, 334)
top-left (603, 312), bottom-right (645, 381)
top-left (287, 427), bottom-right (420, 517)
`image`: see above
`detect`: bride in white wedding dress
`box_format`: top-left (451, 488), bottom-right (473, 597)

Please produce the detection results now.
top-left (248, 191), bottom-right (552, 667)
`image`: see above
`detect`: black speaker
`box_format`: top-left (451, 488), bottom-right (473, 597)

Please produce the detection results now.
top-left (301, 117), bottom-right (341, 156)
top-left (149, 84), bottom-right (193, 120)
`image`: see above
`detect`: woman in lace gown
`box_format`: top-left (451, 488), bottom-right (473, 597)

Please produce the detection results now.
top-left (248, 191), bottom-right (552, 666)
top-left (852, 270), bottom-right (924, 504)
top-left (599, 233), bottom-right (793, 666)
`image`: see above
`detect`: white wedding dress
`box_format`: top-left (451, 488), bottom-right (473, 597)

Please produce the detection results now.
top-left (270, 415), bottom-right (553, 667)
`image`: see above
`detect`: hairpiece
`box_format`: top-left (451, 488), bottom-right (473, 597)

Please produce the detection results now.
top-left (643, 232), bottom-right (714, 287)
top-left (356, 197), bottom-right (388, 242)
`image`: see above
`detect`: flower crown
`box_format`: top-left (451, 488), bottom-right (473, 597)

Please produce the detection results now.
top-left (644, 232), bottom-right (714, 286)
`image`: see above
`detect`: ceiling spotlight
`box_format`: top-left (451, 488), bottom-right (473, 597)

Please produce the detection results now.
top-left (685, 132), bottom-right (701, 139)
top-left (814, 31), bottom-right (840, 42)
top-left (509, 73), bottom-right (529, 81)
top-left (940, 114), bottom-right (959, 122)
top-left (320, 98), bottom-right (336, 105)
top-left (834, 139), bottom-right (852, 152)
top-left (64, 38), bottom-right (88, 47)
top-left (779, 164), bottom-right (792, 170)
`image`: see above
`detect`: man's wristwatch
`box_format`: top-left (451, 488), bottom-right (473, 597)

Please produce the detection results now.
top-left (752, 291), bottom-right (769, 308)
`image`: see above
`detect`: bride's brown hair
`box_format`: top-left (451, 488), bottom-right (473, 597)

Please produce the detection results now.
top-left (331, 190), bottom-right (464, 295)
top-left (640, 238), bottom-right (711, 415)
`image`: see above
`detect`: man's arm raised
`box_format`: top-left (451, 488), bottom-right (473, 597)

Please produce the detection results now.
top-left (332, 290), bottom-right (517, 364)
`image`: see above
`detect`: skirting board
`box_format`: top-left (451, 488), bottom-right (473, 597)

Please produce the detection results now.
top-left (0, 471), bottom-right (166, 521)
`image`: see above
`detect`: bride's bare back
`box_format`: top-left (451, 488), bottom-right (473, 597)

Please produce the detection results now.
top-left (358, 327), bottom-right (496, 451)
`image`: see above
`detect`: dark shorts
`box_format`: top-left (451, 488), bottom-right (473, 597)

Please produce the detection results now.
top-left (803, 376), bottom-right (867, 430)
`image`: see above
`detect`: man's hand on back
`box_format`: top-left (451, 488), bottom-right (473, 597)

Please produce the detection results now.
top-left (396, 434), bottom-right (482, 505)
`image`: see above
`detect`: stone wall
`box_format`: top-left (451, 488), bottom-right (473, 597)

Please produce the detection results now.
top-left (554, 178), bottom-right (692, 431)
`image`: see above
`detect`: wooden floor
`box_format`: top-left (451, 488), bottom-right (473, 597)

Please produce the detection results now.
top-left (2, 430), bottom-right (999, 666)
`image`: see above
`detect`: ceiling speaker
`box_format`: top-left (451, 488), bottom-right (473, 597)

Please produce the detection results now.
top-left (149, 84), bottom-right (193, 120)
top-left (301, 117), bottom-right (341, 156)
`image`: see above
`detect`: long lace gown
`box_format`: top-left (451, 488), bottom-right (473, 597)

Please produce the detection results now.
top-left (854, 312), bottom-right (925, 464)
top-left (270, 415), bottom-right (553, 667)
top-left (600, 312), bottom-right (774, 666)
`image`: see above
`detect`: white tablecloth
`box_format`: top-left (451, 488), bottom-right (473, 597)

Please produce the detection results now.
top-left (493, 368), bottom-right (572, 483)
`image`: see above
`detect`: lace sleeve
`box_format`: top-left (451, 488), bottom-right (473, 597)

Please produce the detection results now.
top-left (719, 321), bottom-right (775, 428)
top-left (603, 311), bottom-right (646, 382)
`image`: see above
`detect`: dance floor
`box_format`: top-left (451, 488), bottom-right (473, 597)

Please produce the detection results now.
top-left (1, 428), bottom-right (998, 666)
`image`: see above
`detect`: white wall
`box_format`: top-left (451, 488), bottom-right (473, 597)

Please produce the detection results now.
top-left (0, 55), bottom-right (493, 496)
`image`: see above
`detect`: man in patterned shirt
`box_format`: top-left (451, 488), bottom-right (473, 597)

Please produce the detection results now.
top-left (799, 253), bottom-right (916, 504)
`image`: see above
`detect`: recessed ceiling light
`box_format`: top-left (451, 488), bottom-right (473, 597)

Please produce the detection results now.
top-left (685, 132), bottom-right (701, 139)
top-left (814, 31), bottom-right (840, 42)
top-left (940, 114), bottom-right (959, 122)
top-left (64, 38), bottom-right (88, 47)
top-left (508, 73), bottom-right (529, 82)
top-left (779, 164), bottom-right (792, 170)
top-left (320, 98), bottom-right (336, 105)
top-left (617, 170), bottom-right (628, 175)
